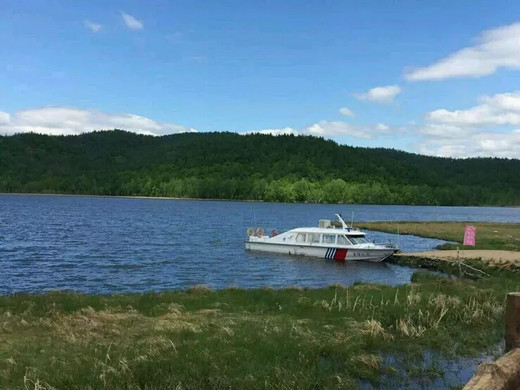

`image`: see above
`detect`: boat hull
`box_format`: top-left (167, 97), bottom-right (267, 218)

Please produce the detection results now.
top-left (245, 241), bottom-right (396, 263)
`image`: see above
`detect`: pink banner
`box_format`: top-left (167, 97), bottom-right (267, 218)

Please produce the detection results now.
top-left (463, 225), bottom-right (476, 246)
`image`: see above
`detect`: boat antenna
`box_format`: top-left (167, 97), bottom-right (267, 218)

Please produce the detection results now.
top-left (351, 211), bottom-right (354, 228)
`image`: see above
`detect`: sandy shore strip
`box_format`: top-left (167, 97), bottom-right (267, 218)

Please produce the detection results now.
top-left (397, 250), bottom-right (520, 267)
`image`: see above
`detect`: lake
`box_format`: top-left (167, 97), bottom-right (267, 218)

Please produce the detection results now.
top-left (1, 194), bottom-right (519, 294)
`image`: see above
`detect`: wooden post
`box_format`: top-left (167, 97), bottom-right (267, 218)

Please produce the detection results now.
top-left (505, 292), bottom-right (520, 353)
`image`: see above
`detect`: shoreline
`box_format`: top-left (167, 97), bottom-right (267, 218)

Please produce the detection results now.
top-left (1, 192), bottom-right (519, 208)
top-left (393, 250), bottom-right (520, 273)
top-left (0, 192), bottom-right (262, 203)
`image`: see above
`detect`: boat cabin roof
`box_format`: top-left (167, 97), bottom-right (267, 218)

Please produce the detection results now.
top-left (290, 227), bottom-right (366, 236)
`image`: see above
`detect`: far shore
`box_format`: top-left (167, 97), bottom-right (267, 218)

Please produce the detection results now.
top-left (0, 192), bottom-right (262, 203)
top-left (2, 192), bottom-right (519, 207)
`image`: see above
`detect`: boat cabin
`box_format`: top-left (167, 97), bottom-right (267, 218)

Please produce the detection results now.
top-left (292, 230), bottom-right (369, 246)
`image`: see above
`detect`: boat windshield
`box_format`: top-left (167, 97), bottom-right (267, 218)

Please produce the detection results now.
top-left (338, 235), bottom-right (351, 245)
top-left (348, 235), bottom-right (369, 245)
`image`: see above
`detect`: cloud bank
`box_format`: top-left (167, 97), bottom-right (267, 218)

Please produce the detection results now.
top-left (426, 91), bottom-right (520, 126)
top-left (0, 107), bottom-right (196, 136)
top-left (406, 22), bottom-right (520, 81)
top-left (245, 121), bottom-right (395, 140)
top-left (417, 91), bottom-right (520, 157)
top-left (2, 99), bottom-right (519, 159)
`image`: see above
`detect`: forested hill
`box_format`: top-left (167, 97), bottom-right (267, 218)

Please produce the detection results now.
top-left (1, 130), bottom-right (519, 205)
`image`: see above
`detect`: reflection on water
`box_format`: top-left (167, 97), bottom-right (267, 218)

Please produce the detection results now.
top-left (360, 344), bottom-right (502, 389)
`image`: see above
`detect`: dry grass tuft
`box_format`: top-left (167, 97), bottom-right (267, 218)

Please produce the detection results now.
top-left (154, 314), bottom-right (202, 333)
top-left (52, 309), bottom-right (142, 344)
top-left (220, 326), bottom-right (234, 336)
top-left (351, 353), bottom-right (382, 371)
top-left (429, 294), bottom-right (461, 310)
top-left (396, 317), bottom-right (427, 337)
top-left (406, 289), bottom-right (422, 305)
top-left (359, 320), bottom-right (394, 341)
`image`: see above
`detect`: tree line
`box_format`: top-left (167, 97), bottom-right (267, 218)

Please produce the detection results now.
top-left (1, 130), bottom-right (519, 205)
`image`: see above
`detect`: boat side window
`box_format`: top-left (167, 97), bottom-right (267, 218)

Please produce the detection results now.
top-left (322, 234), bottom-right (336, 244)
top-left (349, 235), bottom-right (369, 244)
top-left (338, 235), bottom-right (352, 245)
top-left (296, 233), bottom-right (306, 243)
top-left (306, 233), bottom-right (320, 243)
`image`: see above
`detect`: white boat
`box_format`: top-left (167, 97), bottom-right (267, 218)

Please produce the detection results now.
top-left (245, 214), bottom-right (398, 263)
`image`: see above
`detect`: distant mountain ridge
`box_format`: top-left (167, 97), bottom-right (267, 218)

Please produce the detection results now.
top-left (1, 130), bottom-right (519, 205)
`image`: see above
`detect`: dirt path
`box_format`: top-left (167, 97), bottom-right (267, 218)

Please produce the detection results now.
top-left (397, 250), bottom-right (520, 267)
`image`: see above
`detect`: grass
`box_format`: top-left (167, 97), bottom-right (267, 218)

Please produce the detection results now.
top-left (356, 221), bottom-right (520, 251)
top-left (0, 273), bottom-right (517, 389)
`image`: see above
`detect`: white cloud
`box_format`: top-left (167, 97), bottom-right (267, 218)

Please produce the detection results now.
top-left (338, 107), bottom-right (355, 117)
top-left (417, 130), bottom-right (520, 158)
top-left (121, 12), bottom-right (143, 30)
top-left (417, 91), bottom-right (520, 158)
top-left (307, 121), bottom-right (369, 138)
top-left (419, 123), bottom-right (471, 139)
top-left (84, 20), bottom-right (102, 33)
top-left (375, 123), bottom-right (390, 132)
top-left (355, 85), bottom-right (401, 103)
top-left (244, 127), bottom-right (298, 136)
top-left (406, 22), bottom-right (520, 81)
top-left (426, 91), bottom-right (520, 126)
top-left (0, 107), bottom-right (196, 136)
top-left (305, 121), bottom-right (394, 139)
top-left (240, 121), bottom-right (396, 140)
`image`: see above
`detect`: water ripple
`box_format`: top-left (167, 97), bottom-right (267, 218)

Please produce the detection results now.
top-left (1, 195), bottom-right (519, 294)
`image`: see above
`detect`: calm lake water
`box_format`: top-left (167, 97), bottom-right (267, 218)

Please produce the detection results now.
top-left (1, 194), bottom-right (519, 294)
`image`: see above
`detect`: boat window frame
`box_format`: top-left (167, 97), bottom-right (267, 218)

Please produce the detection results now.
top-left (295, 233), bottom-right (306, 243)
top-left (306, 233), bottom-right (321, 244)
top-left (322, 234), bottom-right (337, 245)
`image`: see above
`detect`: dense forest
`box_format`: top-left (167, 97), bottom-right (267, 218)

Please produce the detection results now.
top-left (1, 130), bottom-right (519, 205)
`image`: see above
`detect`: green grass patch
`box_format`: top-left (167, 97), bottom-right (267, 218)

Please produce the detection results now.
top-left (357, 221), bottom-right (520, 251)
top-left (0, 276), bottom-right (515, 389)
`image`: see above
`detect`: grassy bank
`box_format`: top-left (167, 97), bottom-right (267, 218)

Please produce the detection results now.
top-left (356, 221), bottom-right (520, 251)
top-left (0, 274), bottom-right (516, 389)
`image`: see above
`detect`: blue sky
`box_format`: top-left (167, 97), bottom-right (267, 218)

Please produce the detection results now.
top-left (1, 0), bottom-right (520, 158)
